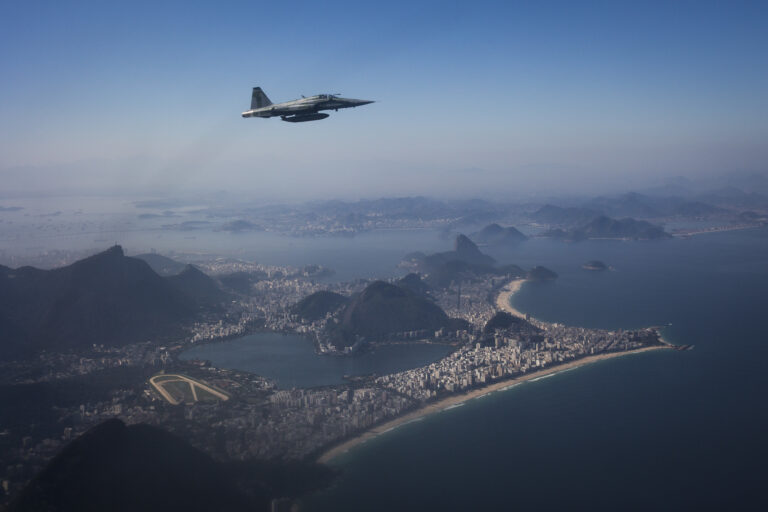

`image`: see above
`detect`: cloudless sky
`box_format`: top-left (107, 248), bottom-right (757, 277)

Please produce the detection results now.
top-left (1, 0), bottom-right (766, 199)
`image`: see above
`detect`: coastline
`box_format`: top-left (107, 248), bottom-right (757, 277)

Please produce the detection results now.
top-left (317, 278), bottom-right (668, 464)
top-left (318, 346), bottom-right (664, 463)
top-left (495, 278), bottom-right (528, 319)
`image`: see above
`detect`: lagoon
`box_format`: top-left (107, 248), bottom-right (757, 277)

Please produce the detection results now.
top-left (179, 333), bottom-right (453, 389)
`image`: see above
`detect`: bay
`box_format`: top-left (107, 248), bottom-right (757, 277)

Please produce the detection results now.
top-left (305, 227), bottom-right (768, 511)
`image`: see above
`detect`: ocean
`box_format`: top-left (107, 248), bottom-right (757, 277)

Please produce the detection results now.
top-left (304, 228), bottom-right (768, 510)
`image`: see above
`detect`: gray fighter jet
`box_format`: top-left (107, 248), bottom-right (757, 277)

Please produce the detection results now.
top-left (241, 87), bottom-right (373, 122)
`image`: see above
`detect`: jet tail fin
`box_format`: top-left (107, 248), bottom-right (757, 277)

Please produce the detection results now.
top-left (250, 87), bottom-right (273, 109)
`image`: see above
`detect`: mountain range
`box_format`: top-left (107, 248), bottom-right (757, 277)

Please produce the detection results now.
top-left (0, 246), bottom-right (226, 357)
top-left (542, 215), bottom-right (671, 240)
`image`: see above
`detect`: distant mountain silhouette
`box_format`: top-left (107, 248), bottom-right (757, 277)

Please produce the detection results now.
top-left (580, 216), bottom-right (671, 239)
top-left (292, 291), bottom-right (350, 322)
top-left (585, 192), bottom-right (722, 218)
top-left (543, 215), bottom-right (671, 240)
top-left (396, 273), bottom-right (431, 298)
top-left (532, 204), bottom-right (601, 227)
top-left (403, 235), bottom-right (524, 289)
top-left (472, 223), bottom-right (527, 245)
top-left (696, 187), bottom-right (768, 209)
top-left (421, 234), bottom-right (496, 269)
top-left (218, 270), bottom-right (267, 294)
top-left (329, 281), bottom-right (463, 348)
top-left (133, 253), bottom-right (187, 276)
top-left (10, 419), bottom-right (335, 512)
top-left (0, 246), bottom-right (227, 357)
top-left (736, 210), bottom-right (768, 224)
top-left (535, 194), bottom-right (723, 226)
top-left (166, 265), bottom-right (231, 306)
top-left (218, 219), bottom-right (261, 232)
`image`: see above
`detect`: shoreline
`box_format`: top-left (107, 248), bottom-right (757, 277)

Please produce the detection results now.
top-left (317, 278), bottom-right (668, 464)
top-left (495, 278), bottom-right (529, 320)
top-left (317, 346), bottom-right (665, 463)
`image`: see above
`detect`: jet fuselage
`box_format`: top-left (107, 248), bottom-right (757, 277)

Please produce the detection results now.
top-left (241, 88), bottom-right (373, 122)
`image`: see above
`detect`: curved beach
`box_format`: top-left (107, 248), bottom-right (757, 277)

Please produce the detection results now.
top-left (495, 278), bottom-right (528, 319)
top-left (318, 278), bottom-right (667, 464)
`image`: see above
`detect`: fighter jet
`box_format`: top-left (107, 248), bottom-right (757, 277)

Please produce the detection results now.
top-left (241, 87), bottom-right (373, 122)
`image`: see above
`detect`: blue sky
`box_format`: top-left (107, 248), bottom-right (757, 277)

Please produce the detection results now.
top-left (1, 0), bottom-right (766, 199)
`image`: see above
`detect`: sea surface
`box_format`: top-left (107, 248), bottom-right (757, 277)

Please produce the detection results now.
top-left (179, 333), bottom-right (453, 389)
top-left (303, 227), bottom-right (768, 510)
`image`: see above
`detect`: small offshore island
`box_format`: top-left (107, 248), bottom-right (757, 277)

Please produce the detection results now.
top-left (582, 260), bottom-right (609, 271)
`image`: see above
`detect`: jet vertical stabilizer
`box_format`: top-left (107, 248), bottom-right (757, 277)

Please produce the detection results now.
top-left (250, 87), bottom-right (272, 109)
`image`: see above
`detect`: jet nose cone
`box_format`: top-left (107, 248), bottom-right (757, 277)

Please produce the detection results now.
top-left (353, 99), bottom-right (374, 106)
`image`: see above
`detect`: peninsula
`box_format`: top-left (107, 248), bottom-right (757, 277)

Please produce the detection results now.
top-left (317, 278), bottom-right (669, 463)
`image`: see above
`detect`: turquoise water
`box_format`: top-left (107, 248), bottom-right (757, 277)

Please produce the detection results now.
top-left (179, 333), bottom-right (453, 389)
top-left (306, 228), bottom-right (768, 510)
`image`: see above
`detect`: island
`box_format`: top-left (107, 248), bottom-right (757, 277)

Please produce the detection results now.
top-left (582, 260), bottom-right (608, 271)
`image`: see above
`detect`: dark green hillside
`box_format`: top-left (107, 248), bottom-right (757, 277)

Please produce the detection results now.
top-left (0, 246), bottom-right (204, 357)
top-left (330, 281), bottom-right (452, 348)
top-left (166, 264), bottom-right (230, 306)
top-left (484, 312), bottom-right (526, 333)
top-left (396, 273), bottom-right (431, 297)
top-left (292, 291), bottom-right (350, 322)
top-left (10, 419), bottom-right (334, 512)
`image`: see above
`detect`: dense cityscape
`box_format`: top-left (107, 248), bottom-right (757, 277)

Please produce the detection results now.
top-left (0, 256), bottom-right (666, 502)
